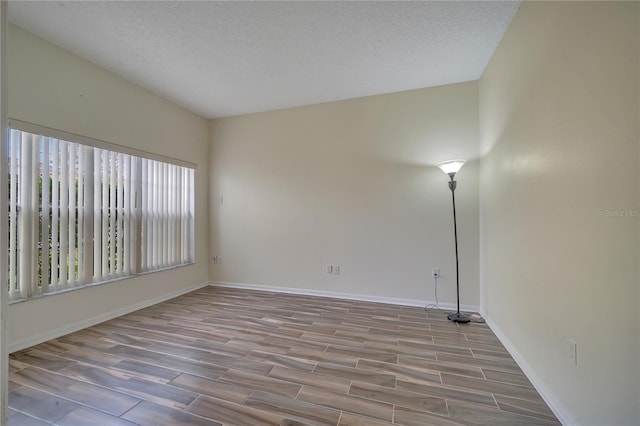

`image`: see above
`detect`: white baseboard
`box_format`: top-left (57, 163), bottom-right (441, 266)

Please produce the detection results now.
top-left (210, 280), bottom-right (478, 312)
top-left (482, 312), bottom-right (576, 426)
top-left (9, 281), bottom-right (209, 353)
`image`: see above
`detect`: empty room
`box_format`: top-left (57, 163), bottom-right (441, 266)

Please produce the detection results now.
top-left (0, 1), bottom-right (638, 425)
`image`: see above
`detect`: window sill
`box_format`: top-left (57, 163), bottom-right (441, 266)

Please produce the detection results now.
top-left (8, 261), bottom-right (195, 305)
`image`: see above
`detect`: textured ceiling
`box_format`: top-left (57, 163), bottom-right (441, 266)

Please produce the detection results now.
top-left (8, 1), bottom-right (520, 119)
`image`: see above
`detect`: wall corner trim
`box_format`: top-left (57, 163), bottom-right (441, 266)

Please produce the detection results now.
top-left (210, 281), bottom-right (478, 313)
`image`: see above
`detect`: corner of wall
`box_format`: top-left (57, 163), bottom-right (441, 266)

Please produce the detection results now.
top-left (479, 2), bottom-right (640, 424)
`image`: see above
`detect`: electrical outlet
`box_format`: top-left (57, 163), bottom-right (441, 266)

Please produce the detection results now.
top-left (325, 264), bottom-right (333, 274)
top-left (568, 339), bottom-right (577, 365)
top-left (333, 265), bottom-right (340, 275)
top-left (432, 268), bottom-right (440, 278)
top-left (217, 256), bottom-right (223, 264)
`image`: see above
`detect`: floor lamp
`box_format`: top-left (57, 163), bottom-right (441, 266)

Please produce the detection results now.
top-left (437, 160), bottom-right (470, 323)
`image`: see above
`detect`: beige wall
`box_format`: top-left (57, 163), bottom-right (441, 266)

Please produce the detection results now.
top-left (7, 25), bottom-right (210, 350)
top-left (480, 2), bottom-right (639, 425)
top-left (209, 82), bottom-right (479, 307)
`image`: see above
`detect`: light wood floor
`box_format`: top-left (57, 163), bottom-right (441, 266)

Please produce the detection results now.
top-left (8, 286), bottom-right (560, 425)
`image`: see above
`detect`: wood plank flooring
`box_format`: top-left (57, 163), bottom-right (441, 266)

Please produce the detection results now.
top-left (8, 286), bottom-right (560, 425)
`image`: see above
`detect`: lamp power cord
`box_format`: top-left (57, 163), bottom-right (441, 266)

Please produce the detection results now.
top-left (424, 275), bottom-right (445, 313)
top-left (424, 274), bottom-right (485, 323)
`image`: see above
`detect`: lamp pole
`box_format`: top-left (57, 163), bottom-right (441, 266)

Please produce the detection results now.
top-left (447, 175), bottom-right (469, 323)
top-left (436, 160), bottom-right (469, 324)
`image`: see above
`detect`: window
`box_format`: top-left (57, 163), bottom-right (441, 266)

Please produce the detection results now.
top-left (7, 123), bottom-right (195, 302)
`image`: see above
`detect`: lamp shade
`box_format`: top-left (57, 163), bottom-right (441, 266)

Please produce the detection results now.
top-left (437, 160), bottom-right (466, 177)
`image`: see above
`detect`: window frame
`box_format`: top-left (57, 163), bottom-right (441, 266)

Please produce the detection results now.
top-left (7, 119), bottom-right (197, 304)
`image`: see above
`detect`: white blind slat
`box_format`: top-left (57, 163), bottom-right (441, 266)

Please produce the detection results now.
top-left (8, 131), bottom-right (19, 299)
top-left (40, 137), bottom-right (51, 293)
top-left (101, 150), bottom-right (109, 276)
top-left (68, 142), bottom-right (77, 284)
top-left (152, 160), bottom-right (159, 269)
top-left (123, 155), bottom-right (131, 274)
top-left (109, 151), bottom-right (116, 275)
top-left (116, 154), bottom-right (124, 274)
top-left (76, 145), bottom-right (85, 282)
top-left (82, 147), bottom-right (94, 284)
top-left (59, 141), bottom-right (69, 288)
top-left (50, 139), bottom-right (59, 292)
top-left (93, 149), bottom-right (101, 281)
top-left (18, 133), bottom-right (35, 297)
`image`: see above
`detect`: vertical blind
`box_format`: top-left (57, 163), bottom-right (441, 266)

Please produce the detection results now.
top-left (7, 127), bottom-right (195, 302)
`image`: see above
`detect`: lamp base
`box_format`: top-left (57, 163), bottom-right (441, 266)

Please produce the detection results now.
top-left (447, 312), bottom-right (470, 323)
